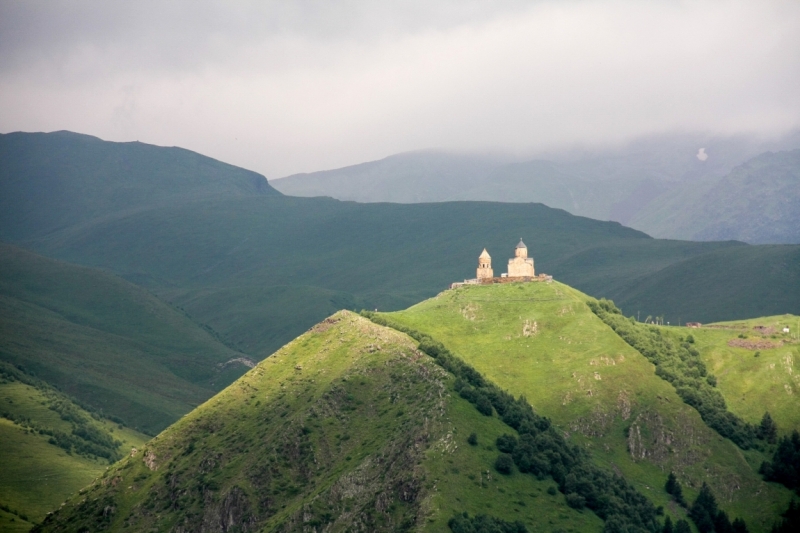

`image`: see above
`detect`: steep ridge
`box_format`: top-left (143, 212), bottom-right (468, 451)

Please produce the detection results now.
top-left (382, 282), bottom-right (794, 531)
top-left (0, 243), bottom-right (251, 434)
top-left (0, 362), bottom-right (148, 528)
top-left (34, 312), bottom-right (603, 532)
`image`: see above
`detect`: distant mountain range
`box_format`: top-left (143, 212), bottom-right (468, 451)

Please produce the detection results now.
top-left (271, 132), bottom-right (800, 244)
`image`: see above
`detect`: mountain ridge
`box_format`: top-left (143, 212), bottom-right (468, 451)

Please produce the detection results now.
top-left (271, 134), bottom-right (800, 244)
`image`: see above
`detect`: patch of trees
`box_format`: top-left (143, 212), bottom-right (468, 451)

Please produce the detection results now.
top-left (588, 299), bottom-right (761, 449)
top-left (448, 512), bottom-right (528, 533)
top-left (771, 500), bottom-right (800, 533)
top-left (760, 430), bottom-right (800, 493)
top-left (0, 362), bottom-right (122, 461)
top-left (665, 472), bottom-right (686, 507)
top-left (362, 311), bottom-right (663, 533)
top-left (687, 482), bottom-right (748, 533)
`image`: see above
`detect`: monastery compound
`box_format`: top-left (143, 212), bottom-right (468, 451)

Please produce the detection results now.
top-left (451, 240), bottom-right (552, 288)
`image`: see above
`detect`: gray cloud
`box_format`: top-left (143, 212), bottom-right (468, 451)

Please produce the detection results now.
top-left (1, 0), bottom-right (798, 178)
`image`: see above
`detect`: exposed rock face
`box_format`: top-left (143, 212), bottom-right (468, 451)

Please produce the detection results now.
top-left (200, 486), bottom-right (255, 533)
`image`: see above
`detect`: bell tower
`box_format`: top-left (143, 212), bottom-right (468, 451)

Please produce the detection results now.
top-left (477, 249), bottom-right (493, 280)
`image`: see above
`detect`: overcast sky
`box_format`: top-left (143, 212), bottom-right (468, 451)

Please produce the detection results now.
top-left (1, 0), bottom-right (799, 178)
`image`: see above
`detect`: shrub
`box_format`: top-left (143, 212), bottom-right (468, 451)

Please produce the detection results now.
top-left (495, 454), bottom-right (514, 475)
top-left (565, 492), bottom-right (586, 509)
top-left (496, 434), bottom-right (517, 454)
top-left (475, 394), bottom-right (493, 416)
top-left (467, 433), bottom-right (478, 446)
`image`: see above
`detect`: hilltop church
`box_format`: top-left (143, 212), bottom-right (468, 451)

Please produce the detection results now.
top-left (477, 239), bottom-right (535, 279)
top-left (454, 240), bottom-right (549, 288)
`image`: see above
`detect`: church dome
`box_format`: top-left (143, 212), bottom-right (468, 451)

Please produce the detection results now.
top-left (479, 248), bottom-right (491, 259)
top-left (516, 239), bottom-right (527, 249)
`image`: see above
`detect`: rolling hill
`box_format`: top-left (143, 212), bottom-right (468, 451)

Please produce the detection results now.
top-left (0, 361), bottom-right (149, 530)
top-left (686, 315), bottom-right (800, 431)
top-left (0, 130), bottom-right (278, 243)
top-left (0, 243), bottom-right (252, 435)
top-left (32, 311), bottom-right (605, 532)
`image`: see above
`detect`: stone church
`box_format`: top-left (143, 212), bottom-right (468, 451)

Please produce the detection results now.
top-left (507, 239), bottom-right (535, 277)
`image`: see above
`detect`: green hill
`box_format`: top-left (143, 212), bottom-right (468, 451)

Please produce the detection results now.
top-left (381, 282), bottom-right (795, 531)
top-left (0, 131), bottom-right (278, 242)
top-left (0, 362), bottom-right (148, 529)
top-left (33, 311), bottom-right (606, 532)
top-left (608, 244), bottom-right (800, 325)
top-left (0, 243), bottom-right (252, 435)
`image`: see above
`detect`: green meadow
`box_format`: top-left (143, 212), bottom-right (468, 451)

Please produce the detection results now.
top-left (685, 315), bottom-right (800, 431)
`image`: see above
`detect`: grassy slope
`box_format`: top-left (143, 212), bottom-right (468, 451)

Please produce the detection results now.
top-left (683, 315), bottom-right (800, 432)
top-left (383, 282), bottom-right (792, 531)
top-left (0, 374), bottom-right (148, 525)
top-left (0, 243), bottom-right (250, 434)
top-left (35, 312), bottom-right (600, 533)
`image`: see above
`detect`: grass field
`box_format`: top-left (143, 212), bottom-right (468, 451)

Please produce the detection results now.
top-left (681, 315), bottom-right (800, 432)
top-left (0, 377), bottom-right (148, 526)
top-left (382, 282), bottom-right (793, 531)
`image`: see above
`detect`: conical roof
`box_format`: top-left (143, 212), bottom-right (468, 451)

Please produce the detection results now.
top-left (516, 239), bottom-right (527, 249)
top-left (479, 248), bottom-right (491, 259)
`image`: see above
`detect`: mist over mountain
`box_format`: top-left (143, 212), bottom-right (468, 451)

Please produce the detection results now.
top-left (272, 132), bottom-right (800, 244)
